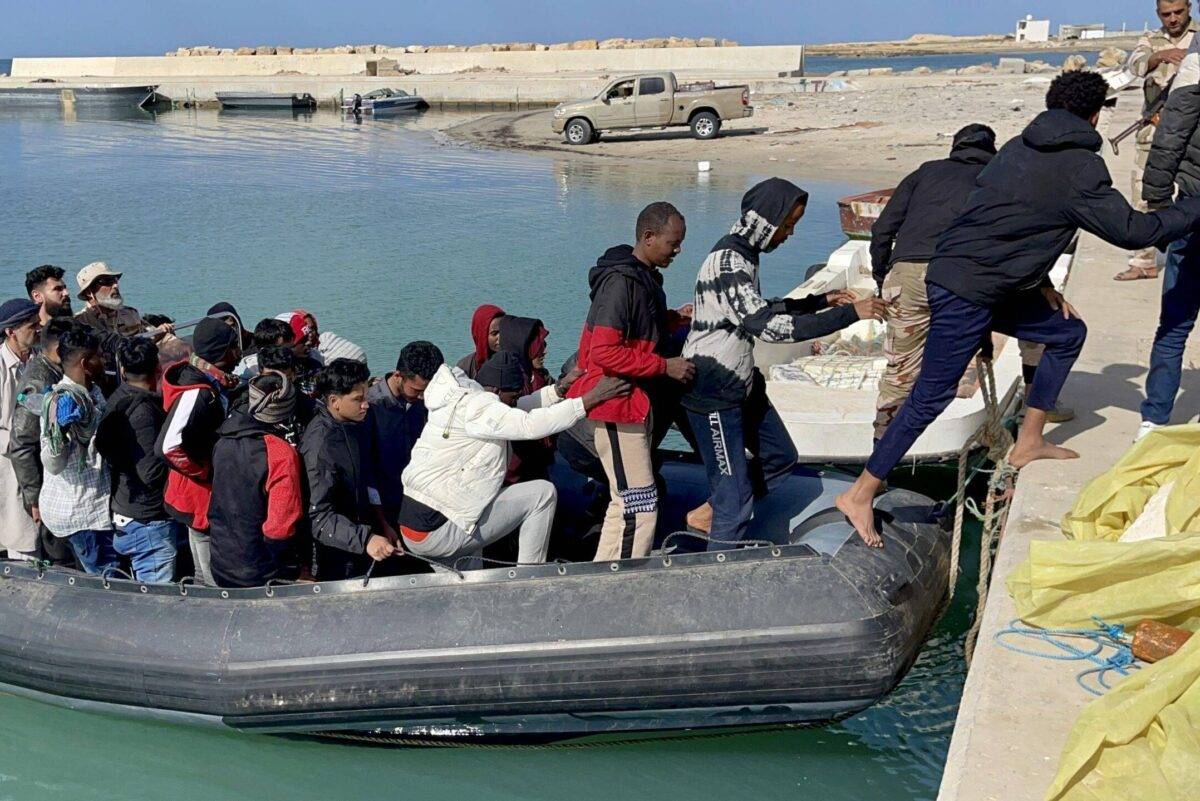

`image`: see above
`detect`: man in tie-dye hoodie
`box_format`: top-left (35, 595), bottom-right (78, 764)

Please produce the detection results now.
top-left (681, 178), bottom-right (886, 547)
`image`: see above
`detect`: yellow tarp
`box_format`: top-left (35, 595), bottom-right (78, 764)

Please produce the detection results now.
top-left (1004, 425), bottom-right (1200, 800)
top-left (1044, 634), bottom-right (1200, 801)
top-left (1060, 423), bottom-right (1200, 542)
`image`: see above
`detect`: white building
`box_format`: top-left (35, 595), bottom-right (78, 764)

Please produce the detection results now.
top-left (1016, 15), bottom-right (1051, 43)
top-left (1059, 23), bottom-right (1107, 40)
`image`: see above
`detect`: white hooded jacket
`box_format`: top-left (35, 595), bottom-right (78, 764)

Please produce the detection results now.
top-left (400, 364), bottom-right (585, 533)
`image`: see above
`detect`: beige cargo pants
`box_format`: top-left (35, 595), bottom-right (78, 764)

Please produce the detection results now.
top-left (591, 419), bottom-right (657, 561)
top-left (875, 261), bottom-right (929, 441)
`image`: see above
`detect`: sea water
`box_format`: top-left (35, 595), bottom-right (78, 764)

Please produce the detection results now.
top-left (0, 106), bottom-right (979, 801)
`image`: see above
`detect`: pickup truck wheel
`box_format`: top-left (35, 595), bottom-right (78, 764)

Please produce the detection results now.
top-left (690, 112), bottom-right (721, 140)
top-left (564, 118), bottom-right (593, 146)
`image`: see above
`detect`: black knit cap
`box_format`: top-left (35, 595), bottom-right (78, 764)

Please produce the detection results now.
top-left (476, 351), bottom-right (526, 392)
top-left (193, 316), bottom-right (238, 363)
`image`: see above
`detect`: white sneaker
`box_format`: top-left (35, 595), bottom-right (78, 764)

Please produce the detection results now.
top-left (1135, 421), bottom-right (1162, 442)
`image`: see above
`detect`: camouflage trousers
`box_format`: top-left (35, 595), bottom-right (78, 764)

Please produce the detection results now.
top-left (875, 261), bottom-right (930, 441)
top-left (1129, 133), bottom-right (1156, 263)
top-left (874, 261), bottom-right (1050, 440)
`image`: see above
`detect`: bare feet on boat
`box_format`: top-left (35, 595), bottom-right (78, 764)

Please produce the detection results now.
top-left (835, 483), bottom-right (884, 548)
top-left (1008, 441), bottom-right (1079, 469)
top-left (686, 502), bottom-right (713, 534)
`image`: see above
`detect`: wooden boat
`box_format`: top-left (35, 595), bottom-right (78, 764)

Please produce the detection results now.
top-left (0, 459), bottom-right (949, 742)
top-left (216, 92), bottom-right (317, 110)
top-left (341, 88), bottom-right (427, 116)
top-left (838, 188), bottom-right (894, 240)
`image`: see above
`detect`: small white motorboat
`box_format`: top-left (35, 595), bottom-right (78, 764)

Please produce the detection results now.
top-left (757, 192), bottom-right (1075, 464)
top-left (341, 88), bottom-right (427, 116)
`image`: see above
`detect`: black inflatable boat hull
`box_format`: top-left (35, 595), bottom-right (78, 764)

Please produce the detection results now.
top-left (0, 466), bottom-right (949, 740)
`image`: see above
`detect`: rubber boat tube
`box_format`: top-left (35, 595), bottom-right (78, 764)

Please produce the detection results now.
top-left (0, 461), bottom-right (949, 741)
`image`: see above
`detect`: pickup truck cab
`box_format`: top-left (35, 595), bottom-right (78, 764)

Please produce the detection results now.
top-left (551, 71), bottom-right (753, 145)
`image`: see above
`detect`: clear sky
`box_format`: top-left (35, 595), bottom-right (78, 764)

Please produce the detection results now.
top-left (1, 0), bottom-right (1162, 57)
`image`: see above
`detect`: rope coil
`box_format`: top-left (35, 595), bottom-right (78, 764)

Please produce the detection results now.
top-left (994, 618), bottom-right (1139, 695)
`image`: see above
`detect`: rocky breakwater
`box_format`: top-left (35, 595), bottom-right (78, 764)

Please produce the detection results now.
top-left (164, 37), bottom-right (741, 57)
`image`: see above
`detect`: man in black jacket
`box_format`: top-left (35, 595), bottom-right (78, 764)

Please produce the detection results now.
top-left (1140, 35), bottom-right (1200, 439)
top-left (838, 70), bottom-right (1200, 547)
top-left (301, 358), bottom-right (398, 580)
top-left (96, 337), bottom-right (182, 583)
top-left (4, 316), bottom-right (77, 566)
top-left (871, 124), bottom-right (997, 440)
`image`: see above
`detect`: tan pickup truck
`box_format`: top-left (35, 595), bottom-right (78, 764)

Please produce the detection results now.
top-left (551, 71), bottom-right (753, 145)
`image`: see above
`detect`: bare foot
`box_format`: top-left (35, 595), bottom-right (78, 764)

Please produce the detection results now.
top-left (835, 491), bottom-right (884, 548)
top-left (1008, 441), bottom-right (1079, 470)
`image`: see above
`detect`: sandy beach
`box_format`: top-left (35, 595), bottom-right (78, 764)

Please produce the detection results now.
top-left (443, 71), bottom-right (1141, 184)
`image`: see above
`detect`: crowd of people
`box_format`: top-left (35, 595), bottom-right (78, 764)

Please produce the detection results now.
top-left (3, 64), bottom-right (1198, 586)
top-left (0, 169), bottom-right (884, 587)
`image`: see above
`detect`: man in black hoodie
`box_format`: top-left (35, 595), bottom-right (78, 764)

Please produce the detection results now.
top-left (96, 338), bottom-right (181, 583)
top-left (837, 71), bottom-right (1200, 547)
top-left (565, 203), bottom-right (697, 561)
top-left (871, 124), bottom-right (998, 441)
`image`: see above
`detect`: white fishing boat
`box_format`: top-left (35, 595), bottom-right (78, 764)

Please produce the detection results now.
top-left (757, 192), bottom-right (1075, 465)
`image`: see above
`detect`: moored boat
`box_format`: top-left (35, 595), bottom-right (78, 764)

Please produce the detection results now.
top-left (0, 458), bottom-right (949, 742)
top-left (342, 88), bottom-right (427, 116)
top-left (216, 92), bottom-right (318, 110)
top-left (0, 84), bottom-right (166, 109)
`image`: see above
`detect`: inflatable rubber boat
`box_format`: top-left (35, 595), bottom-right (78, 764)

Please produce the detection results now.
top-left (0, 458), bottom-right (949, 742)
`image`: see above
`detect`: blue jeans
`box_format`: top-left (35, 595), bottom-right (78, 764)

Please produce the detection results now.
top-left (66, 529), bottom-right (121, 575)
top-left (113, 519), bottom-right (184, 583)
top-left (867, 283), bottom-right (1087, 479)
top-left (1141, 232), bottom-right (1200, 425)
top-left (687, 377), bottom-right (798, 550)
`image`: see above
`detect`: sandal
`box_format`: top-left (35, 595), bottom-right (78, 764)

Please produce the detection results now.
top-left (1114, 264), bottom-right (1159, 281)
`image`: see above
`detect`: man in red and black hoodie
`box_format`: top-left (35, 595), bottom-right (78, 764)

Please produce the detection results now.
top-left (566, 202), bottom-right (696, 561)
top-left (208, 373), bottom-right (304, 588)
top-left (155, 317), bottom-right (243, 585)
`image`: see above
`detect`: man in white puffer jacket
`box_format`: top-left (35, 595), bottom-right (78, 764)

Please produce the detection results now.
top-left (399, 351), bottom-right (628, 566)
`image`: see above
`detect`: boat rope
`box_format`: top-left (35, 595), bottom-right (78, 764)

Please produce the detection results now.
top-left (993, 618), bottom-right (1139, 695)
top-left (659, 532), bottom-right (777, 552)
top-left (943, 354), bottom-right (1019, 665)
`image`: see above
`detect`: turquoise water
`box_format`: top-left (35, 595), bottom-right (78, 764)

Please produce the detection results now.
top-left (0, 107), bottom-right (979, 800)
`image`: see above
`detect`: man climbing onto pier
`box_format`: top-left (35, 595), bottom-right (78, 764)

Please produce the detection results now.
top-left (837, 70), bottom-right (1200, 547)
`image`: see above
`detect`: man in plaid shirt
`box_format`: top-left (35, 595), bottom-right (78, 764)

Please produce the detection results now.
top-left (38, 327), bottom-right (119, 574)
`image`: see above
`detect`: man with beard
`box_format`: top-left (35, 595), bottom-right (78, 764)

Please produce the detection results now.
top-left (73, 262), bottom-right (173, 395)
top-left (25, 265), bottom-right (73, 324)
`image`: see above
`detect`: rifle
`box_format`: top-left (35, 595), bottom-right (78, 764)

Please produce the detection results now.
top-left (1109, 78), bottom-right (1174, 156)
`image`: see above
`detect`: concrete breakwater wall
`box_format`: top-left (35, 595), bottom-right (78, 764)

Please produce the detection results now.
top-left (10, 46), bottom-right (805, 79)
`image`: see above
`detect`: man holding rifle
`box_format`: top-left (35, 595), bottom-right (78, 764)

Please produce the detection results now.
top-left (1118, 0), bottom-right (1198, 280)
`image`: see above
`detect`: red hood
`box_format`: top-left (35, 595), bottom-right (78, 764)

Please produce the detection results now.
top-left (469, 304), bottom-right (505, 370)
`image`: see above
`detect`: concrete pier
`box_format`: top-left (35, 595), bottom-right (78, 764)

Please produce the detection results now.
top-left (937, 109), bottom-right (1200, 800)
